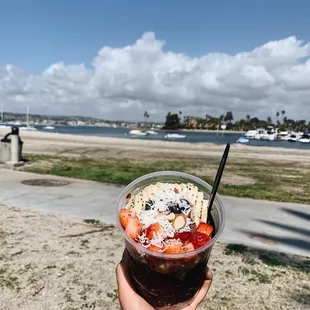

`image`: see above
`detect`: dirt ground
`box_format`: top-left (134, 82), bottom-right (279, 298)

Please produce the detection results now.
top-left (1, 205), bottom-right (309, 310)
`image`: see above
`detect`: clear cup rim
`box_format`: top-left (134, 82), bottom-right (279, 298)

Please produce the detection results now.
top-left (116, 171), bottom-right (226, 259)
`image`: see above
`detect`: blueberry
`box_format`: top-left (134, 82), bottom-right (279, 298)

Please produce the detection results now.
top-left (167, 202), bottom-right (184, 214)
top-left (145, 200), bottom-right (154, 211)
top-left (180, 198), bottom-right (190, 206)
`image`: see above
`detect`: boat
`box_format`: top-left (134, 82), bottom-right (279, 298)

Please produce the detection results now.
top-left (164, 133), bottom-right (187, 139)
top-left (287, 132), bottom-right (301, 142)
top-left (146, 130), bottom-right (158, 135)
top-left (244, 129), bottom-right (264, 140)
top-left (128, 129), bottom-right (147, 136)
top-left (298, 133), bottom-right (310, 143)
top-left (19, 106), bottom-right (37, 131)
top-left (277, 131), bottom-right (290, 140)
top-left (237, 136), bottom-right (249, 143)
top-left (0, 109), bottom-right (10, 128)
top-left (43, 126), bottom-right (55, 130)
top-left (245, 127), bottom-right (277, 140)
top-left (19, 126), bottom-right (37, 131)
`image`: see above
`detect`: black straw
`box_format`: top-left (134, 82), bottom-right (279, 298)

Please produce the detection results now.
top-left (207, 143), bottom-right (230, 218)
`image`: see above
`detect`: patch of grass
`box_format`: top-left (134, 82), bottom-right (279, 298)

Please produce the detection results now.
top-left (107, 289), bottom-right (119, 302)
top-left (259, 254), bottom-right (282, 266)
top-left (22, 154), bottom-right (310, 204)
top-left (243, 258), bottom-right (258, 265)
top-left (80, 239), bottom-right (90, 248)
top-left (239, 267), bottom-right (272, 284)
top-left (249, 270), bottom-right (272, 284)
top-left (224, 244), bottom-right (248, 256)
top-left (83, 219), bottom-right (100, 225)
top-left (0, 268), bottom-right (20, 291)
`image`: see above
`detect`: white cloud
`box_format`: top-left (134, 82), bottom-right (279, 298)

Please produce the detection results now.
top-left (1, 33), bottom-right (310, 121)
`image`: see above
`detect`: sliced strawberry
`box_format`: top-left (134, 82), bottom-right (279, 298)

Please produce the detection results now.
top-left (191, 232), bottom-right (211, 249)
top-left (196, 222), bottom-right (214, 237)
top-left (148, 245), bottom-right (163, 252)
top-left (125, 216), bottom-right (142, 239)
top-left (183, 242), bottom-right (195, 252)
top-left (119, 209), bottom-right (130, 228)
top-left (146, 223), bottom-right (162, 240)
top-left (174, 232), bottom-right (191, 245)
top-left (164, 242), bottom-right (183, 254)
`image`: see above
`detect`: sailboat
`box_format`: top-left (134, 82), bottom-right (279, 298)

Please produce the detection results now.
top-left (0, 109), bottom-right (10, 128)
top-left (19, 106), bottom-right (37, 131)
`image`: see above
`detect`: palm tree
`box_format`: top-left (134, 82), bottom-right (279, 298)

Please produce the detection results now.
top-left (143, 111), bottom-right (149, 123)
top-left (246, 114), bottom-right (251, 122)
top-left (281, 110), bottom-right (285, 123)
top-left (267, 116), bottom-right (272, 124)
top-left (276, 111), bottom-right (280, 123)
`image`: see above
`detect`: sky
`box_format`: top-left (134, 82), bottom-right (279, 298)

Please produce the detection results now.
top-left (0, 0), bottom-right (310, 122)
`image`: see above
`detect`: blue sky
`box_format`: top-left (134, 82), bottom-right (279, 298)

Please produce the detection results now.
top-left (1, 0), bottom-right (310, 71)
top-left (1, 0), bottom-right (310, 120)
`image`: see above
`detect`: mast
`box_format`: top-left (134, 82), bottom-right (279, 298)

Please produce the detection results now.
top-left (1, 109), bottom-right (3, 123)
top-left (27, 106), bottom-right (29, 127)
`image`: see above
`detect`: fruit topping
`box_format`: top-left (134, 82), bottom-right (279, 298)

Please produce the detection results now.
top-left (146, 223), bottom-right (162, 240)
top-left (121, 182), bottom-right (215, 253)
top-left (191, 232), bottom-right (211, 249)
top-left (119, 209), bottom-right (130, 228)
top-left (183, 242), bottom-right (195, 252)
top-left (145, 200), bottom-right (154, 211)
top-left (167, 202), bottom-right (184, 214)
top-left (164, 241), bottom-right (183, 254)
top-left (174, 232), bottom-right (191, 244)
top-left (125, 215), bottom-right (142, 239)
top-left (196, 222), bottom-right (214, 237)
top-left (148, 244), bottom-right (163, 252)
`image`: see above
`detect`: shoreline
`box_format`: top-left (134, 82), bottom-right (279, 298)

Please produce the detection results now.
top-left (179, 128), bottom-right (245, 134)
top-left (1, 128), bottom-right (310, 163)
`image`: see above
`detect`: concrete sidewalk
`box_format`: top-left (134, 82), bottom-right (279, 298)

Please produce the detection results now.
top-left (1, 168), bottom-right (309, 257)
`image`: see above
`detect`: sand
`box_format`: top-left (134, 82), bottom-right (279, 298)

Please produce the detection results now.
top-left (1, 205), bottom-right (309, 310)
top-left (1, 128), bottom-right (309, 164)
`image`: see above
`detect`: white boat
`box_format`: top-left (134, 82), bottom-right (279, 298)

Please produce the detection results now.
top-left (164, 133), bottom-right (187, 139)
top-left (237, 136), bottom-right (249, 143)
top-left (244, 129), bottom-right (264, 140)
top-left (20, 106), bottom-right (37, 131)
top-left (277, 131), bottom-right (290, 140)
top-left (43, 126), bottom-right (55, 130)
top-left (287, 132), bottom-right (301, 142)
top-left (0, 109), bottom-right (10, 128)
top-left (146, 130), bottom-right (158, 135)
top-left (298, 133), bottom-right (310, 143)
top-left (245, 127), bottom-right (277, 141)
top-left (19, 126), bottom-right (37, 131)
top-left (128, 129), bottom-right (147, 136)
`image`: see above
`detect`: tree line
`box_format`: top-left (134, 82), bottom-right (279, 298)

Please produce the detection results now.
top-left (162, 110), bottom-right (310, 131)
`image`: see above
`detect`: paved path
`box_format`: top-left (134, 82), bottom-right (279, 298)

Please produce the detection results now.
top-left (1, 169), bottom-right (309, 257)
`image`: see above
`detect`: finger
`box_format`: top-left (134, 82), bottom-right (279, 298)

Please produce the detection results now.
top-left (116, 250), bottom-right (137, 293)
top-left (189, 268), bottom-right (213, 309)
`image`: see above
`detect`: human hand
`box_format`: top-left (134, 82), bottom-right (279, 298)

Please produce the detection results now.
top-left (116, 250), bottom-right (213, 310)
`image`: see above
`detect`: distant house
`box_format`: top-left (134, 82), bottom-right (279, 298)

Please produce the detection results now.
top-left (186, 117), bottom-right (198, 129)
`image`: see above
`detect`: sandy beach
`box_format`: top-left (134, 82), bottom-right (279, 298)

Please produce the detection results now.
top-left (1, 128), bottom-right (309, 164)
top-left (1, 204), bottom-right (309, 310)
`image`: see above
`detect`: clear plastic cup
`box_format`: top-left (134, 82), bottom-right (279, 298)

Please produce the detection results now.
top-left (116, 171), bottom-right (226, 310)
